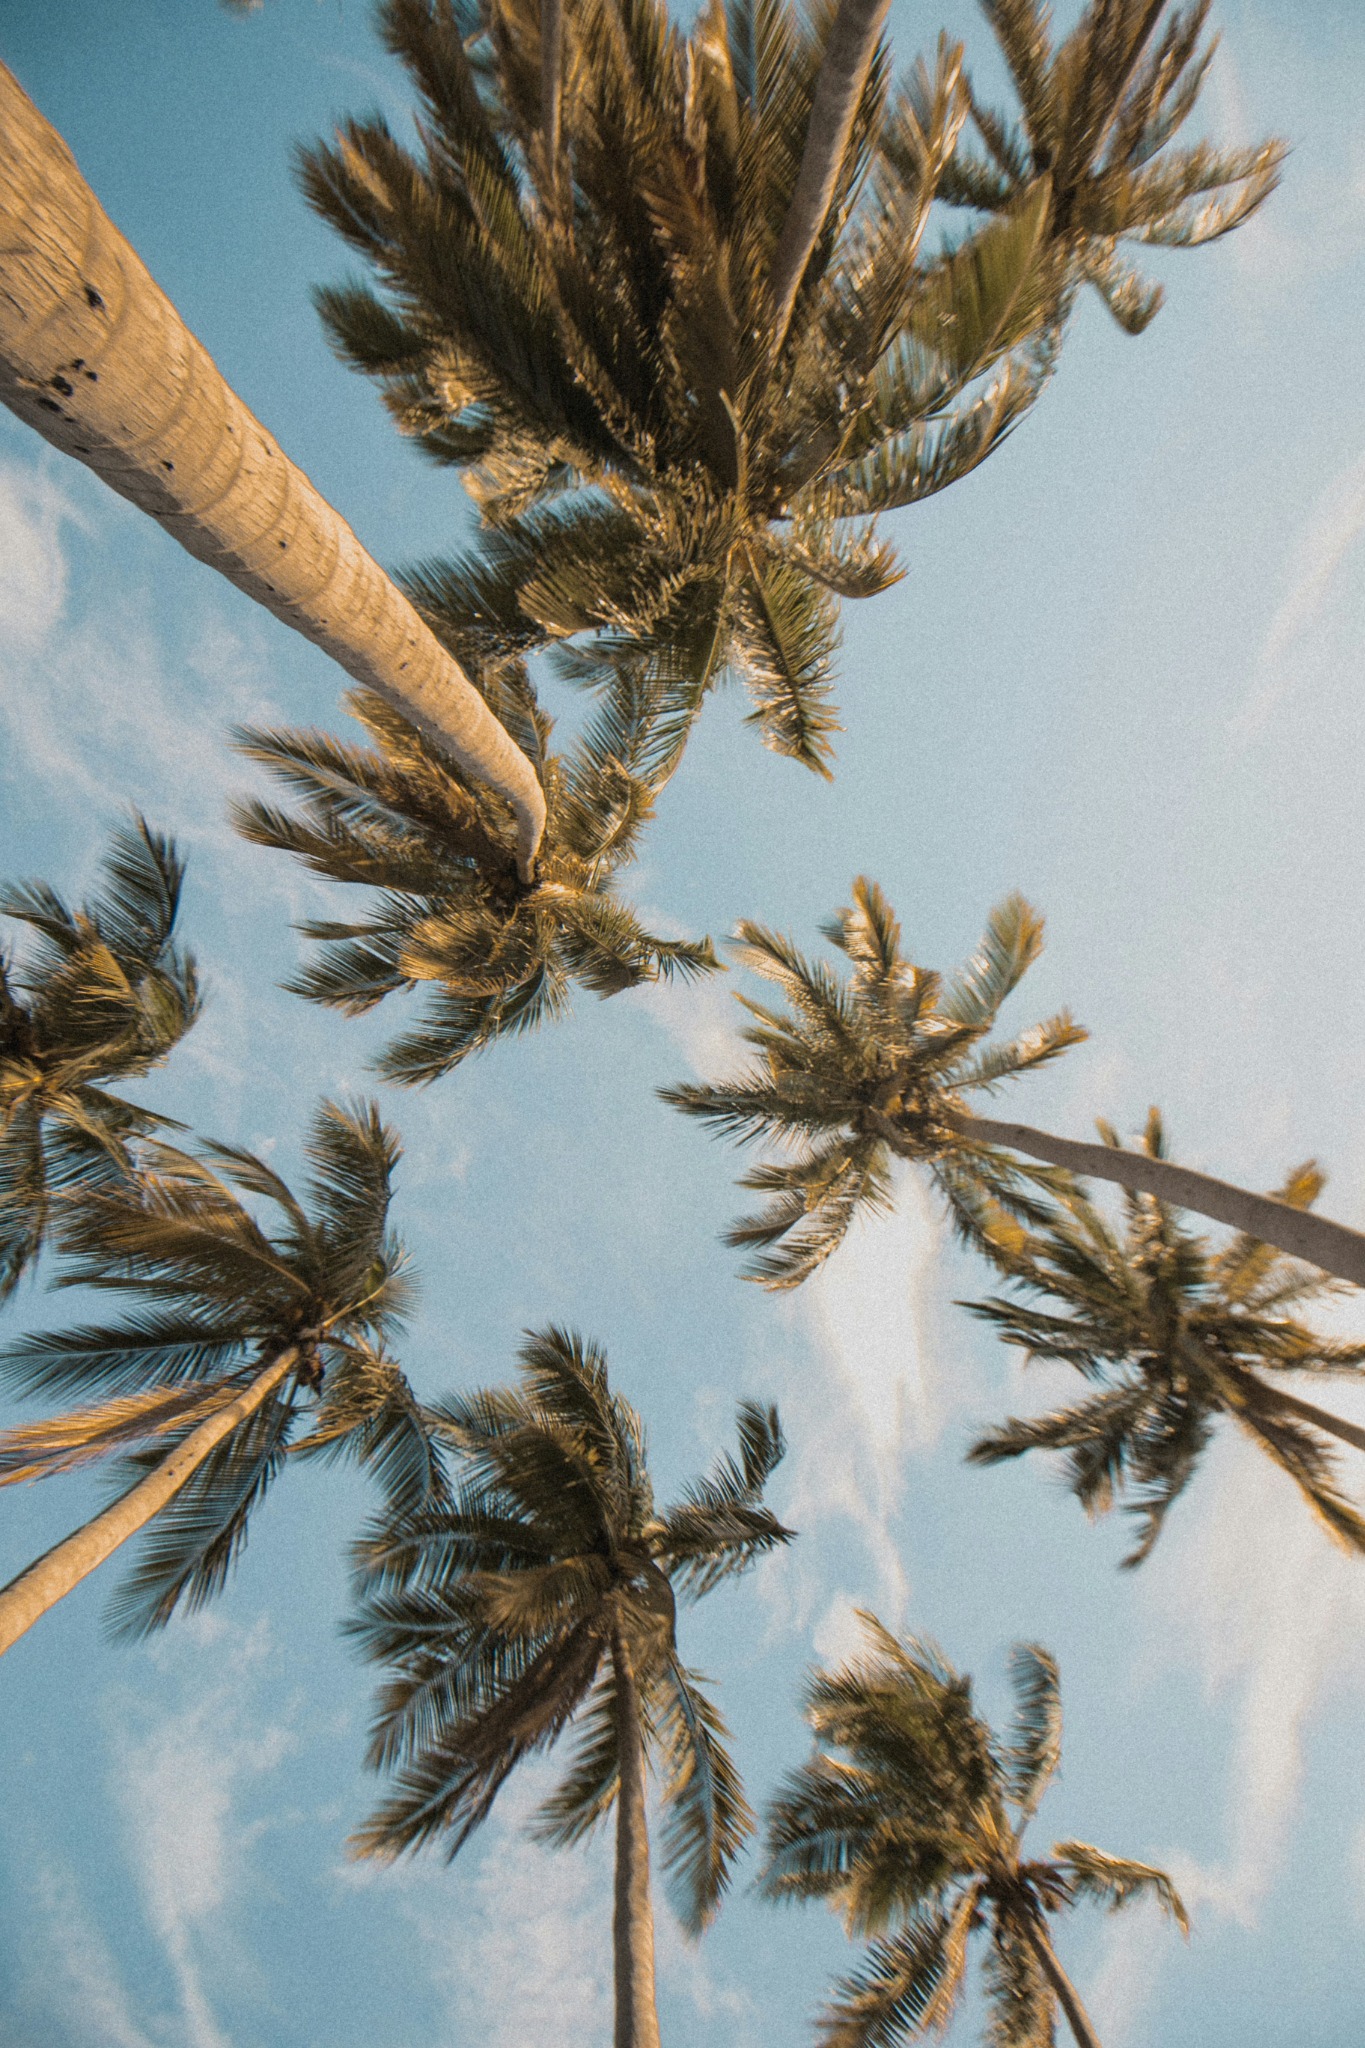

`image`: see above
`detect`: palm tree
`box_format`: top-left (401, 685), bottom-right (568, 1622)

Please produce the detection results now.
top-left (661, 878), bottom-right (1365, 1292)
top-left (232, 667), bottom-right (716, 1083)
top-left (937, 0), bottom-right (1283, 337)
top-left (0, 62), bottom-right (545, 875)
top-left (348, 1325), bottom-right (792, 2048)
top-left (762, 1615), bottom-right (1187, 2048)
top-left (966, 1111), bottom-right (1365, 1563)
top-left (0, 817), bottom-right (201, 1302)
top-left (302, 0), bottom-right (1275, 785)
top-left (0, 1099), bottom-right (433, 1656)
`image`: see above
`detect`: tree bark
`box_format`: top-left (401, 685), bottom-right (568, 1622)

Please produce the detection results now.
top-left (0, 64), bottom-right (546, 879)
top-left (767, 0), bottom-right (893, 348)
top-left (949, 1111), bottom-right (1365, 1291)
top-left (1020, 1916), bottom-right (1103, 2048)
top-left (1251, 1378), bottom-right (1365, 1458)
top-left (612, 1628), bottom-right (662, 2048)
top-left (0, 1347), bottom-right (296, 1657)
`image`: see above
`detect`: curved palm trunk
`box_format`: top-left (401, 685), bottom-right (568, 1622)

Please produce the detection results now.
top-left (949, 1112), bottom-right (1365, 1291)
top-left (1020, 1917), bottom-right (1103, 2048)
top-left (1249, 1378), bottom-right (1365, 1458)
top-left (0, 1347), bottom-right (296, 1657)
top-left (0, 65), bottom-right (546, 879)
top-left (611, 1628), bottom-right (662, 2048)
top-left (768, 0), bottom-right (893, 348)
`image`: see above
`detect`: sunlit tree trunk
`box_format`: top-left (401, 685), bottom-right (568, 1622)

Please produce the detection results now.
top-left (768, 0), bottom-right (893, 347)
top-left (950, 1111), bottom-right (1365, 1290)
top-left (0, 63), bottom-right (546, 878)
top-left (0, 1347), bottom-right (296, 1657)
top-left (612, 1627), bottom-right (662, 2048)
top-left (1021, 1916), bottom-right (1104, 2048)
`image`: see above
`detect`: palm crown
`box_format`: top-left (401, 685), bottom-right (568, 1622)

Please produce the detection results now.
top-left (348, 1325), bottom-right (791, 1934)
top-left (662, 878), bottom-right (1084, 1286)
top-left (0, 817), bottom-right (201, 1300)
top-left (762, 1615), bottom-right (1187, 2047)
top-left (938, 0), bottom-right (1284, 336)
top-left (0, 1099), bottom-right (431, 1636)
top-left (966, 1109), bottom-right (1365, 1564)
top-left (233, 670), bottom-right (715, 1084)
top-left (302, 0), bottom-right (1276, 787)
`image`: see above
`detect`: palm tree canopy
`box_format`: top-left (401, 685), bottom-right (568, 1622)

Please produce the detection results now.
top-left (0, 817), bottom-right (201, 1301)
top-left (348, 1324), bottom-right (792, 1931)
top-left (662, 877), bottom-right (1084, 1286)
top-left (300, 0), bottom-right (1275, 785)
top-left (232, 663), bottom-right (716, 1085)
top-left (966, 1109), bottom-right (1365, 1564)
top-left (937, 0), bottom-right (1285, 336)
top-left (0, 1099), bottom-right (434, 1635)
top-left (762, 1615), bottom-right (1186, 2046)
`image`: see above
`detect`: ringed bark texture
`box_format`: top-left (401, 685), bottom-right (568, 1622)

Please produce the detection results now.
top-left (0, 1348), bottom-right (296, 1658)
top-left (0, 64), bottom-right (546, 877)
top-left (612, 1631), bottom-right (662, 2048)
top-left (951, 1111), bottom-right (1365, 1290)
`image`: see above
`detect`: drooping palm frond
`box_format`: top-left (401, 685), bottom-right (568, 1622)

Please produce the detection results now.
top-left (965, 1113), bottom-right (1365, 1563)
top-left (233, 677), bottom-right (716, 1083)
top-left (0, 1099), bottom-right (434, 1636)
top-left (349, 1325), bottom-right (791, 1938)
top-left (662, 877), bottom-right (1085, 1286)
top-left (937, 0), bottom-right (1286, 333)
top-left (0, 817), bottom-right (201, 1297)
top-left (300, 0), bottom-right (1271, 792)
top-left (761, 1613), bottom-right (1185, 2046)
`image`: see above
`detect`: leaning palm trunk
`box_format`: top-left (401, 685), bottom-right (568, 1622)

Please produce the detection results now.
top-left (1020, 1917), bottom-right (1103, 2048)
top-left (767, 0), bottom-right (893, 346)
top-left (0, 1345), bottom-right (296, 1657)
top-left (612, 1628), bottom-right (662, 2048)
top-left (0, 65), bottom-right (545, 877)
top-left (950, 1112), bottom-right (1365, 1290)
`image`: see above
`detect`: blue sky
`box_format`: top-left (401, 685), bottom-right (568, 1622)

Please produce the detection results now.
top-left (4, 2), bottom-right (1365, 2043)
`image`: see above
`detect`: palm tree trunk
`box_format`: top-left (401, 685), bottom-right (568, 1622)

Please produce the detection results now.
top-left (767, 0), bottom-right (892, 348)
top-left (1249, 1378), bottom-right (1365, 1458)
top-left (1020, 1917), bottom-right (1103, 2048)
top-left (948, 1112), bottom-right (1365, 1290)
top-left (0, 64), bottom-right (546, 879)
top-left (611, 1627), bottom-right (662, 2048)
top-left (0, 1346), bottom-right (296, 1657)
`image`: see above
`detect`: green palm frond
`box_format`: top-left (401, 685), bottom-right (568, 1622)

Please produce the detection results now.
top-left (234, 682), bottom-right (716, 1081)
top-left (0, 819), bottom-right (201, 1296)
top-left (349, 1325), bottom-right (785, 1950)
top-left (662, 879), bottom-right (1085, 1285)
top-left (963, 1113), bottom-right (1365, 1564)
top-left (764, 1613), bottom-right (1183, 2045)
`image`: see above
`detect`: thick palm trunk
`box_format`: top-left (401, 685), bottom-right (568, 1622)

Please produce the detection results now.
top-left (950, 1112), bottom-right (1365, 1291)
top-left (768, 0), bottom-right (893, 346)
top-left (1021, 1917), bottom-right (1103, 2048)
top-left (0, 1347), bottom-right (295, 1657)
top-left (612, 1629), bottom-right (662, 2048)
top-left (0, 65), bottom-right (546, 878)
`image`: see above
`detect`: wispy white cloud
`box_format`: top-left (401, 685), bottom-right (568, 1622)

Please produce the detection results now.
top-left (107, 1617), bottom-right (298, 2048)
top-left (1139, 1424), bottom-right (1365, 1924)
top-left (1083, 1900), bottom-right (1179, 2048)
top-left (1232, 444), bottom-right (1365, 738)
top-left (15, 1861), bottom-right (162, 2048)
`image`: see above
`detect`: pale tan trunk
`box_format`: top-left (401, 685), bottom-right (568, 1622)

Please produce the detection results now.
top-left (0, 1348), bottom-right (295, 1657)
top-left (0, 65), bottom-right (546, 878)
top-left (612, 1629), bottom-right (662, 2048)
top-left (1250, 1378), bottom-right (1365, 1458)
top-left (950, 1112), bottom-right (1365, 1291)
top-left (768, 0), bottom-right (893, 347)
top-left (1020, 1917), bottom-right (1103, 2048)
